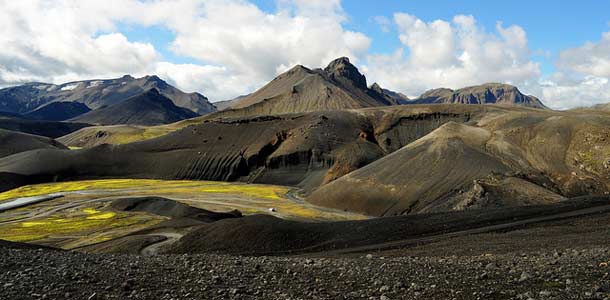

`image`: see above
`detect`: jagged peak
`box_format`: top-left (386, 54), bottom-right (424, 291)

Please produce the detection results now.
top-left (370, 82), bottom-right (383, 92)
top-left (143, 88), bottom-right (161, 95)
top-left (323, 57), bottom-right (367, 89)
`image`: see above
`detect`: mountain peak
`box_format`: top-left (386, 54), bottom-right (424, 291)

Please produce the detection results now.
top-left (144, 88), bottom-right (161, 96)
top-left (370, 82), bottom-right (383, 93)
top-left (324, 57), bottom-right (367, 89)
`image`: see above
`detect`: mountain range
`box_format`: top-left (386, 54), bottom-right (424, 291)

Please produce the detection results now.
top-left (411, 83), bottom-right (547, 109)
top-left (71, 89), bottom-right (199, 126)
top-left (0, 75), bottom-right (216, 116)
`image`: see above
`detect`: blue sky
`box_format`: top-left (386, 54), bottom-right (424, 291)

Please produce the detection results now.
top-left (118, 0), bottom-right (610, 78)
top-left (270, 0), bottom-right (610, 77)
top-left (118, 0), bottom-right (610, 75)
top-left (3, 0), bottom-right (610, 108)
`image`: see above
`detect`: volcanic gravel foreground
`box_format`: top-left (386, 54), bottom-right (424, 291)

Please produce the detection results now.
top-left (2, 245), bottom-right (610, 300)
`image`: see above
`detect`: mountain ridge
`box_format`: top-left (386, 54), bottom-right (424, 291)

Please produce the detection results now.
top-left (411, 83), bottom-right (547, 109)
top-left (0, 75), bottom-right (216, 116)
top-left (71, 89), bottom-right (199, 126)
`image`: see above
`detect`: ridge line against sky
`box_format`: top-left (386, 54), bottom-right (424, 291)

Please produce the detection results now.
top-left (1, 0), bottom-right (610, 109)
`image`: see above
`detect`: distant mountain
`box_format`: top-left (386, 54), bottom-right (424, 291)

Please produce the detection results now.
top-left (71, 89), bottom-right (199, 126)
top-left (214, 94), bottom-right (249, 111)
top-left (25, 102), bottom-right (91, 121)
top-left (370, 82), bottom-right (410, 104)
top-left (411, 83), bottom-right (547, 109)
top-left (591, 102), bottom-right (610, 111)
top-left (226, 57), bottom-right (403, 115)
top-left (0, 75), bottom-right (216, 115)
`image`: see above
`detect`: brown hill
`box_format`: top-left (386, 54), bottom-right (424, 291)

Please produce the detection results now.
top-left (3, 105), bottom-right (610, 218)
top-left (0, 105), bottom-right (488, 193)
top-left (225, 57), bottom-right (402, 116)
top-left (308, 108), bottom-right (610, 216)
top-left (412, 83), bottom-right (547, 109)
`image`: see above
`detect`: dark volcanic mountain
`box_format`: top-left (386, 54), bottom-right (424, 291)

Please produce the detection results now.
top-left (370, 82), bottom-right (410, 104)
top-left (0, 75), bottom-right (216, 115)
top-left (225, 57), bottom-right (403, 115)
top-left (24, 102), bottom-right (91, 121)
top-left (411, 83), bottom-right (547, 109)
top-left (71, 89), bottom-right (199, 126)
top-left (0, 129), bottom-right (67, 158)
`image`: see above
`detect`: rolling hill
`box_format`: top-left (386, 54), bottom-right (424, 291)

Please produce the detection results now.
top-left (0, 129), bottom-right (67, 158)
top-left (3, 105), bottom-right (610, 219)
top-left (0, 115), bottom-right (90, 138)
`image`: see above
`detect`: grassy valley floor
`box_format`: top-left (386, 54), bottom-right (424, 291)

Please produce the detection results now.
top-left (0, 179), bottom-right (366, 249)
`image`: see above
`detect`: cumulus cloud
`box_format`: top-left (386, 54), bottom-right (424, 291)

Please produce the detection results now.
top-left (0, 0), bottom-right (158, 86)
top-left (0, 0), bottom-right (370, 101)
top-left (556, 31), bottom-right (610, 77)
top-left (159, 0), bottom-right (370, 98)
top-left (533, 30), bottom-right (610, 109)
top-left (362, 14), bottom-right (541, 98)
top-left (2, 1), bottom-right (610, 108)
top-left (373, 16), bottom-right (391, 33)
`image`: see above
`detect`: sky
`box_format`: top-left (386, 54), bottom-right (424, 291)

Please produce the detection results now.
top-left (2, 1), bottom-right (610, 109)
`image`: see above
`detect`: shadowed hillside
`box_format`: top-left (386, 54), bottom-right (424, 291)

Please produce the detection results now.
top-left (24, 102), bottom-right (91, 121)
top-left (71, 89), bottom-right (199, 126)
top-left (0, 129), bottom-right (67, 158)
top-left (4, 104), bottom-right (610, 219)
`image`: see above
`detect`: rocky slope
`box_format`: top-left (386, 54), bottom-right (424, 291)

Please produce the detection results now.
top-left (223, 57), bottom-right (403, 116)
top-left (71, 89), bottom-right (199, 126)
top-left (3, 105), bottom-right (610, 217)
top-left (0, 105), bottom-right (494, 193)
top-left (411, 83), bottom-right (547, 109)
top-left (0, 75), bottom-right (216, 115)
top-left (308, 107), bottom-right (609, 216)
top-left (1, 204), bottom-right (610, 300)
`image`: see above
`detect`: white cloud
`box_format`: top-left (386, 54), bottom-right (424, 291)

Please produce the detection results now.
top-left (0, 0), bottom-right (370, 101)
top-left (363, 14), bottom-right (541, 98)
top-left (534, 30), bottom-right (610, 109)
top-left (160, 0), bottom-right (370, 98)
top-left (557, 31), bottom-right (610, 77)
top-left (2, 1), bottom-right (610, 109)
top-left (539, 75), bottom-right (610, 110)
top-left (373, 16), bottom-right (391, 33)
top-left (0, 0), bottom-right (158, 86)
